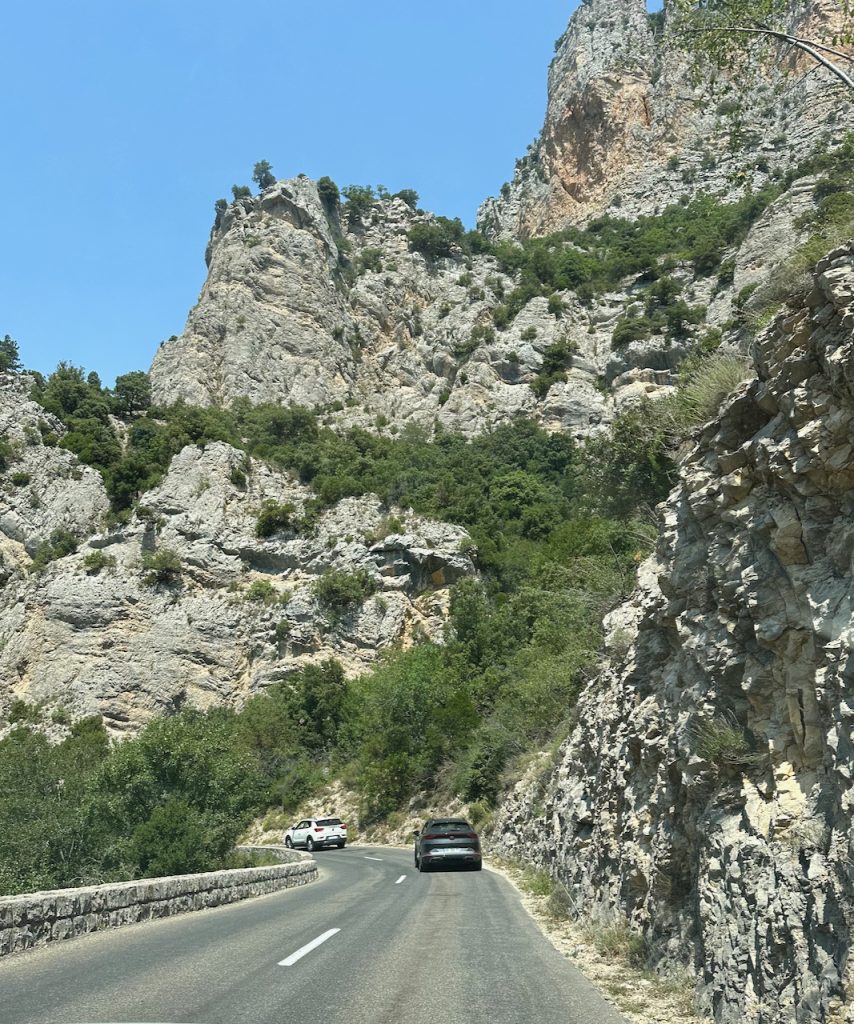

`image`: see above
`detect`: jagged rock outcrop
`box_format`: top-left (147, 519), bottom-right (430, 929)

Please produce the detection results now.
top-left (478, 0), bottom-right (853, 239)
top-left (0, 414), bottom-right (475, 735)
top-left (491, 242), bottom-right (854, 1024)
top-left (149, 2), bottom-right (850, 440)
top-left (150, 177), bottom-right (613, 438)
top-left (148, 165), bottom-right (840, 439)
top-left (0, 377), bottom-right (110, 561)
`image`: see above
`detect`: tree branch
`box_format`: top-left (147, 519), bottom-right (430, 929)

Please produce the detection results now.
top-left (683, 26), bottom-right (854, 89)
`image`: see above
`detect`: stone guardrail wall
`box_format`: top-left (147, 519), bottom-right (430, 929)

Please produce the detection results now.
top-left (0, 847), bottom-right (316, 958)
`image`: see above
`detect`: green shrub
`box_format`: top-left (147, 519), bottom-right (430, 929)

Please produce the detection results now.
top-left (9, 471), bottom-right (30, 487)
top-left (314, 569), bottom-right (377, 614)
top-left (695, 712), bottom-right (763, 771)
top-left (407, 217), bottom-right (466, 259)
top-left (255, 500), bottom-right (296, 538)
top-left (393, 189), bottom-right (419, 209)
top-left (245, 579), bottom-right (279, 604)
top-left (50, 706), bottom-right (71, 726)
top-left (493, 304), bottom-right (511, 328)
top-left (8, 700), bottom-right (41, 725)
top-left (611, 316), bottom-right (653, 349)
top-left (0, 439), bottom-right (14, 472)
top-left (530, 339), bottom-right (575, 397)
top-left (356, 247), bottom-right (383, 274)
top-left (141, 548), bottom-right (182, 586)
top-left (30, 528), bottom-right (78, 572)
top-left (83, 550), bottom-right (117, 575)
top-left (520, 326), bottom-right (537, 341)
top-left (341, 184), bottom-right (376, 223)
top-left (317, 176), bottom-right (340, 206)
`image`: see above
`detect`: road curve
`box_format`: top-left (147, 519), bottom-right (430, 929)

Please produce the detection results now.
top-left (0, 847), bottom-right (627, 1024)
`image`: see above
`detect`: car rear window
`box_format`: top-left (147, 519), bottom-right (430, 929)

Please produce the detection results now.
top-left (430, 821), bottom-right (472, 831)
top-left (317, 818), bottom-right (342, 826)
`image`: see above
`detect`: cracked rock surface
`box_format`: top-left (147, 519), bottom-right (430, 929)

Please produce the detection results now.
top-left (492, 243), bottom-right (854, 1024)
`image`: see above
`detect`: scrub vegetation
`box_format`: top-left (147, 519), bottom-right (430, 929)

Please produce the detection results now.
top-left (4, 137), bottom-right (840, 894)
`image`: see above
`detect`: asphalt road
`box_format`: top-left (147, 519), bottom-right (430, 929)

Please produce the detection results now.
top-left (1, 847), bottom-right (627, 1024)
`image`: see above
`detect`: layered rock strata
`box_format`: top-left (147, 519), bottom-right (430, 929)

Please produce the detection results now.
top-left (491, 242), bottom-right (854, 1024)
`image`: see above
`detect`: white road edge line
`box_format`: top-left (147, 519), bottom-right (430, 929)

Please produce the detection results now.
top-left (278, 928), bottom-right (340, 967)
top-left (364, 856), bottom-right (383, 861)
top-left (395, 875), bottom-right (406, 884)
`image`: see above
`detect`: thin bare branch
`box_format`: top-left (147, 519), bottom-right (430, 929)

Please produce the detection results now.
top-left (683, 26), bottom-right (854, 89)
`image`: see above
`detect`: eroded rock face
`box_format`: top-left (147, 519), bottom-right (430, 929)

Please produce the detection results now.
top-left (0, 438), bottom-right (475, 735)
top-left (149, 178), bottom-right (615, 439)
top-left (148, 160), bottom-right (840, 440)
top-left (475, 1), bottom-right (847, 239)
top-left (478, 0), bottom-right (853, 239)
top-left (491, 243), bottom-right (854, 1024)
top-left (0, 376), bottom-right (110, 557)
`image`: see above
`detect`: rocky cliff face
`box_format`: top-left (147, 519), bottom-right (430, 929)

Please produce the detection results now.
top-left (148, 164), bottom-right (836, 440)
top-left (148, 1), bottom-right (850, 441)
top-left (150, 177), bottom-right (614, 438)
top-left (478, 0), bottom-right (853, 239)
top-left (0, 378), bottom-right (474, 734)
top-left (492, 243), bottom-right (854, 1023)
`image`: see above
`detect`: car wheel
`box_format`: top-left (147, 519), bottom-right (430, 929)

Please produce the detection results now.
top-left (338, 841), bottom-right (346, 848)
top-left (284, 837), bottom-right (293, 849)
top-left (306, 837), bottom-right (316, 852)
top-left (471, 862), bottom-right (482, 871)
top-left (418, 859), bottom-right (430, 873)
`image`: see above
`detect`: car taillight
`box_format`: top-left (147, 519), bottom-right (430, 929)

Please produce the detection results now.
top-left (341, 823), bottom-right (347, 830)
top-left (314, 827), bottom-right (324, 832)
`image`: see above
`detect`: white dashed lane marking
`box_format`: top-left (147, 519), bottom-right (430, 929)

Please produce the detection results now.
top-left (278, 929), bottom-right (340, 967)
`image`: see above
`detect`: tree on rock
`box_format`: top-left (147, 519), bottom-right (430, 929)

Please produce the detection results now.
top-left (0, 335), bottom-right (22, 373)
top-left (317, 176), bottom-right (340, 206)
top-left (114, 371), bottom-right (152, 417)
top-left (671, 0), bottom-right (854, 92)
top-left (231, 184), bottom-right (252, 201)
top-left (252, 160), bottom-right (276, 191)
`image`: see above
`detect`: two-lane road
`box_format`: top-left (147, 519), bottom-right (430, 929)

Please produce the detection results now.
top-left (1, 847), bottom-right (627, 1024)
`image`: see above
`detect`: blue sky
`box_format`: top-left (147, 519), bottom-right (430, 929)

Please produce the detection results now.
top-left (2, 0), bottom-right (582, 386)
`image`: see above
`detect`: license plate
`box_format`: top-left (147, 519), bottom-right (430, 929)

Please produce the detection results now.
top-left (433, 848), bottom-right (470, 856)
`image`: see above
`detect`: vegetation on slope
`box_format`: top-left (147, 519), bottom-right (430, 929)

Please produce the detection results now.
top-left (1, 344), bottom-right (753, 893)
top-left (5, 135), bottom-right (843, 893)
top-left (2, 373), bottom-right (681, 893)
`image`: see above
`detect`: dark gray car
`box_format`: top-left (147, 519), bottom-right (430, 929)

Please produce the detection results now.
top-left (414, 817), bottom-right (482, 871)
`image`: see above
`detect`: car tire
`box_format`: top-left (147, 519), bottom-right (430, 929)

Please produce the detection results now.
top-left (284, 836), bottom-right (293, 849)
top-left (471, 862), bottom-right (482, 871)
top-left (306, 837), bottom-right (316, 852)
top-left (337, 841), bottom-right (346, 848)
top-left (419, 859), bottom-right (430, 873)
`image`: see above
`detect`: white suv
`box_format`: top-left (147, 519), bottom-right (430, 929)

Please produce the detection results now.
top-left (284, 817), bottom-right (348, 851)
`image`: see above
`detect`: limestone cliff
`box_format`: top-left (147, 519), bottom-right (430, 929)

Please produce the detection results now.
top-left (0, 378), bottom-right (474, 734)
top-left (492, 243), bottom-right (854, 1023)
top-left (478, 0), bottom-right (853, 239)
top-left (148, 162), bottom-right (840, 440)
top-left (150, 177), bottom-right (612, 438)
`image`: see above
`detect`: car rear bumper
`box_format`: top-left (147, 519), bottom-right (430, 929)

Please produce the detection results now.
top-left (422, 849), bottom-right (481, 862)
